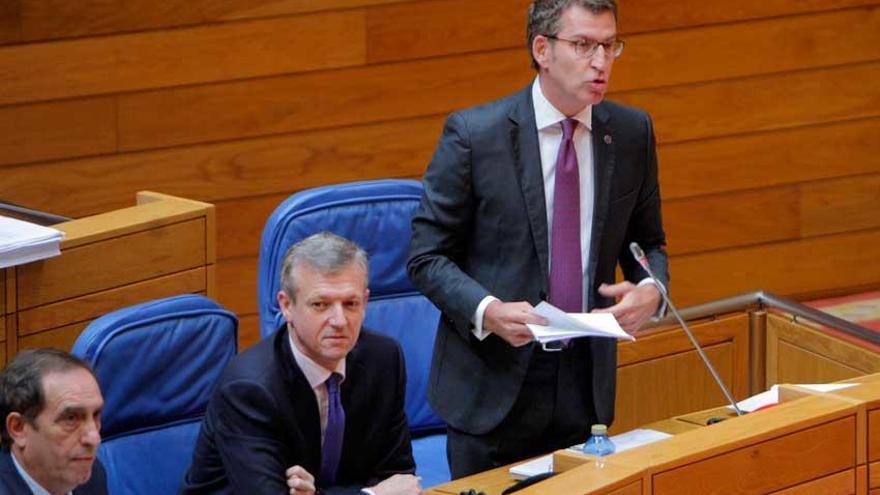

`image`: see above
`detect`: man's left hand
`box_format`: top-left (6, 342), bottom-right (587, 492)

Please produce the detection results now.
top-left (592, 282), bottom-right (661, 332)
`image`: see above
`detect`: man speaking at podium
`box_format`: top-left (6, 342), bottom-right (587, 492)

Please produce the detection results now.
top-left (408, 0), bottom-right (669, 478)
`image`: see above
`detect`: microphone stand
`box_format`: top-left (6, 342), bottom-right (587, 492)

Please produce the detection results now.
top-left (629, 242), bottom-right (743, 416)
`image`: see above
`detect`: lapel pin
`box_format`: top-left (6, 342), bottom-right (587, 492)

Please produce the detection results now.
top-left (604, 135), bottom-right (612, 144)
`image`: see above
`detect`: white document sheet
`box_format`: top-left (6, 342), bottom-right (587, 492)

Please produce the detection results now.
top-left (0, 216), bottom-right (64, 269)
top-left (526, 301), bottom-right (634, 344)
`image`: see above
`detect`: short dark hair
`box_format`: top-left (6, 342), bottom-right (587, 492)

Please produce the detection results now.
top-left (526, 0), bottom-right (618, 70)
top-left (280, 232), bottom-right (369, 301)
top-left (0, 349), bottom-right (96, 449)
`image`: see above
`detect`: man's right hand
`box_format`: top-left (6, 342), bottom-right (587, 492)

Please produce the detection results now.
top-left (482, 301), bottom-right (547, 347)
top-left (368, 474), bottom-right (422, 495)
top-left (286, 465), bottom-right (316, 495)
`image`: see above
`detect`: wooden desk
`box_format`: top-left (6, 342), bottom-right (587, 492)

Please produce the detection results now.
top-left (1, 191), bottom-right (215, 362)
top-left (430, 374), bottom-right (880, 495)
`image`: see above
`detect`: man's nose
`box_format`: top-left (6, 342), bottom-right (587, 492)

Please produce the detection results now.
top-left (327, 303), bottom-right (347, 326)
top-left (590, 45), bottom-right (609, 70)
top-left (81, 420), bottom-right (101, 448)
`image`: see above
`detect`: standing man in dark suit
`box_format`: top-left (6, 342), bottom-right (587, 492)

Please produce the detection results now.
top-left (408, 0), bottom-right (669, 478)
top-left (182, 232), bottom-right (420, 495)
top-left (0, 348), bottom-right (107, 495)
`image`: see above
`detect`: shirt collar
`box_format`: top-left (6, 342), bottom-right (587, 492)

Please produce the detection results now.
top-left (531, 76), bottom-right (592, 132)
top-left (11, 449), bottom-right (64, 495)
top-left (288, 330), bottom-right (346, 388)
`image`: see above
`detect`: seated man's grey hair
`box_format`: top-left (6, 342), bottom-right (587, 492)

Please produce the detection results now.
top-left (280, 232), bottom-right (369, 300)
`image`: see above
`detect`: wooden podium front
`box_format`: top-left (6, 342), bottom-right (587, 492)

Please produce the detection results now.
top-left (1, 191), bottom-right (215, 363)
top-left (428, 294), bottom-right (879, 495)
top-left (431, 374), bottom-right (879, 495)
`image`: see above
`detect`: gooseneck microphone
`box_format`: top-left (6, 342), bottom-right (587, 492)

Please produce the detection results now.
top-left (629, 242), bottom-right (744, 416)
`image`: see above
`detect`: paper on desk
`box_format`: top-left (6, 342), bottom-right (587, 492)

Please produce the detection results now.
top-left (509, 454), bottom-right (553, 480)
top-left (526, 301), bottom-right (634, 343)
top-left (729, 382), bottom-right (860, 413)
top-left (0, 215), bottom-right (64, 269)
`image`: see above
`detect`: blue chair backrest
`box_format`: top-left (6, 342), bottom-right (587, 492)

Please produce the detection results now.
top-left (257, 179), bottom-right (444, 435)
top-left (72, 294), bottom-right (238, 495)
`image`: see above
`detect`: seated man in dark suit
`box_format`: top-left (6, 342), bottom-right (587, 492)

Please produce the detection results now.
top-left (0, 348), bottom-right (107, 495)
top-left (182, 232), bottom-right (420, 495)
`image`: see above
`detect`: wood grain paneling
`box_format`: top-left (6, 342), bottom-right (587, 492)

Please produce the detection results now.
top-left (0, 97), bottom-right (116, 167)
top-left (366, 0), bottom-right (880, 63)
top-left (239, 313), bottom-right (261, 351)
top-left (0, 116), bottom-right (442, 220)
top-left (616, 343), bottom-right (735, 434)
top-left (16, 219), bottom-right (206, 309)
top-left (660, 118), bottom-right (880, 200)
top-left (613, 6), bottom-right (880, 93)
top-left (116, 50), bottom-right (530, 151)
top-left (670, 230), bottom-right (880, 307)
top-left (0, 11), bottom-right (366, 105)
top-left (870, 410), bottom-right (880, 463)
top-left (0, 0), bottom-right (411, 44)
top-left (17, 267), bottom-right (206, 335)
top-left (216, 255), bottom-right (256, 315)
top-left (769, 469), bottom-right (855, 495)
top-left (801, 174), bottom-right (880, 237)
top-left (618, 62), bottom-right (880, 144)
top-left (652, 417), bottom-right (856, 494)
top-left (665, 173), bottom-right (880, 255)
top-left (18, 320), bottom-right (89, 352)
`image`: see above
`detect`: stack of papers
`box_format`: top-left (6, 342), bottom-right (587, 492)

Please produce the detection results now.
top-left (526, 301), bottom-right (634, 345)
top-left (0, 215), bottom-right (65, 269)
top-left (730, 382), bottom-right (859, 413)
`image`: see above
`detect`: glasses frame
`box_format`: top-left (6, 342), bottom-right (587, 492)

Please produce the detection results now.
top-left (545, 35), bottom-right (625, 59)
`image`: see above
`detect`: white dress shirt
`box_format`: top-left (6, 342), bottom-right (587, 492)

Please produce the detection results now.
top-left (472, 77), bottom-right (659, 338)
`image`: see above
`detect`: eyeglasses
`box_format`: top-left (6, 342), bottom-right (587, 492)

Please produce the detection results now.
top-left (545, 35), bottom-right (625, 59)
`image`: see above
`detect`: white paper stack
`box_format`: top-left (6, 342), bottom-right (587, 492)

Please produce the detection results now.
top-left (526, 301), bottom-right (634, 345)
top-left (0, 215), bottom-right (65, 269)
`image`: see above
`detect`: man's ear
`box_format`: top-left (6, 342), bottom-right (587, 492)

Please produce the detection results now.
top-left (532, 35), bottom-right (550, 70)
top-left (277, 290), bottom-right (294, 322)
top-left (6, 412), bottom-right (28, 448)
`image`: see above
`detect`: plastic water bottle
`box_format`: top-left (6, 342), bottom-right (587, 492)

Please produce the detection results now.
top-left (582, 424), bottom-right (616, 457)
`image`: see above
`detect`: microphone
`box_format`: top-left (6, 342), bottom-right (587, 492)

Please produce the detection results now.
top-left (629, 242), bottom-right (744, 416)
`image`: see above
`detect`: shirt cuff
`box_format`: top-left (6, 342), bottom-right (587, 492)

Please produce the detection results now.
top-left (637, 278), bottom-right (667, 318)
top-left (471, 295), bottom-right (499, 341)
top-left (361, 489), bottom-right (377, 495)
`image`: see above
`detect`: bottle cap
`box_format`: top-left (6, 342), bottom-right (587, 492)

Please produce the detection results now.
top-left (591, 424), bottom-right (608, 435)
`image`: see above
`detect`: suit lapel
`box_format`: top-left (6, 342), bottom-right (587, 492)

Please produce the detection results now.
top-left (509, 86), bottom-right (550, 290)
top-left (588, 102), bottom-right (615, 310)
top-left (277, 329), bottom-right (323, 472)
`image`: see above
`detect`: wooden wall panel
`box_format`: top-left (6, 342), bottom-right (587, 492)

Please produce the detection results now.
top-left (672, 231), bottom-right (880, 306)
top-left (0, 97), bottom-right (116, 166)
top-left (0, 116), bottom-right (442, 219)
top-left (0, 0), bottom-right (412, 44)
top-left (618, 62), bottom-right (880, 144)
top-left (0, 0), bottom-right (877, 352)
top-left (0, 11), bottom-right (366, 105)
top-left (660, 118), bottom-right (880, 200)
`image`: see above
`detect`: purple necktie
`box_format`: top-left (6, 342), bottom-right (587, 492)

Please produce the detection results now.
top-left (319, 373), bottom-right (345, 486)
top-left (548, 118), bottom-right (583, 313)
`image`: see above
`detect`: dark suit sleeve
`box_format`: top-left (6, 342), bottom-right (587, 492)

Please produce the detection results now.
top-left (367, 343), bottom-right (414, 483)
top-left (212, 379), bottom-right (292, 494)
top-left (617, 113), bottom-right (669, 288)
top-left (408, 112), bottom-right (492, 338)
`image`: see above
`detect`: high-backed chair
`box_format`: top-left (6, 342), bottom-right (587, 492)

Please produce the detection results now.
top-left (71, 294), bottom-right (238, 495)
top-left (257, 179), bottom-right (450, 486)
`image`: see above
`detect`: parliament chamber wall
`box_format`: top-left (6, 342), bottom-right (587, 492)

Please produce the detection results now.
top-left (0, 0), bottom-right (878, 349)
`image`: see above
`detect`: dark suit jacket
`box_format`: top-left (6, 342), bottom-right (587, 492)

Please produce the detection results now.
top-left (408, 84), bottom-right (669, 435)
top-left (180, 327), bottom-right (415, 495)
top-left (0, 449), bottom-right (108, 494)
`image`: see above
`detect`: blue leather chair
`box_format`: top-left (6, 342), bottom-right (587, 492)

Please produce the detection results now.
top-left (257, 179), bottom-right (450, 486)
top-left (72, 294), bottom-right (238, 495)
